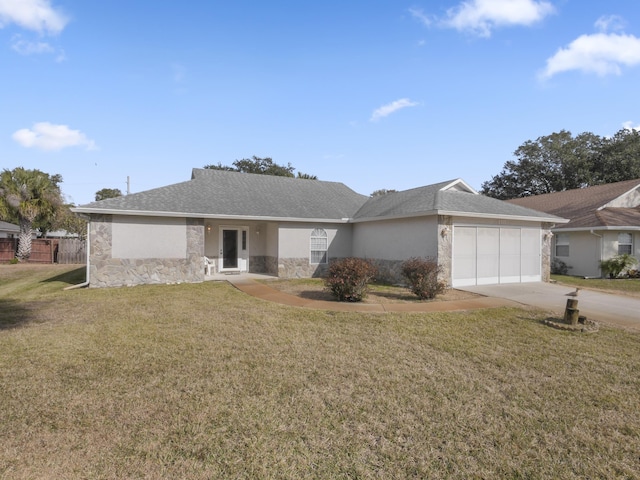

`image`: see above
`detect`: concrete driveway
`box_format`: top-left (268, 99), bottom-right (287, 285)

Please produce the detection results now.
top-left (460, 282), bottom-right (640, 331)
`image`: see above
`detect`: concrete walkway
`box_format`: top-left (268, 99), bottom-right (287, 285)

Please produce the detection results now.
top-left (220, 277), bottom-right (640, 331)
top-left (225, 277), bottom-right (519, 313)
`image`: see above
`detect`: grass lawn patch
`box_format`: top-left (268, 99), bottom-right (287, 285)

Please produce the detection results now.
top-left (552, 274), bottom-right (640, 297)
top-left (1, 265), bottom-right (639, 478)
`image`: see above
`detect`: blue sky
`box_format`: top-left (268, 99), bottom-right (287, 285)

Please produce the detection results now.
top-left (2, 0), bottom-right (640, 205)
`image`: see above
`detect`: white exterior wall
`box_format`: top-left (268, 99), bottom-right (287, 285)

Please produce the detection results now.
top-left (112, 215), bottom-right (187, 259)
top-left (553, 230), bottom-right (640, 277)
top-left (553, 231), bottom-right (601, 278)
top-left (352, 216), bottom-right (439, 260)
top-left (266, 222), bottom-right (279, 257)
top-left (278, 223), bottom-right (352, 260)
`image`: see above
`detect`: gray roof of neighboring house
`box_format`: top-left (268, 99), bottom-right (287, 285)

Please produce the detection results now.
top-left (73, 170), bottom-right (565, 223)
top-left (507, 179), bottom-right (640, 230)
top-left (0, 220), bottom-right (20, 233)
top-left (75, 168), bottom-right (369, 221)
top-left (353, 179), bottom-right (565, 222)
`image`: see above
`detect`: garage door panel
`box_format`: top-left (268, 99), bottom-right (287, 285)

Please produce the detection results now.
top-left (499, 228), bottom-right (521, 283)
top-left (452, 227), bottom-right (477, 287)
top-left (477, 228), bottom-right (499, 285)
top-left (521, 229), bottom-right (541, 281)
top-left (452, 226), bottom-right (541, 287)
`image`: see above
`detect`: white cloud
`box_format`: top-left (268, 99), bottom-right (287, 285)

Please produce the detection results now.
top-left (540, 32), bottom-right (640, 79)
top-left (11, 34), bottom-right (65, 61)
top-left (623, 121), bottom-right (640, 132)
top-left (370, 98), bottom-right (419, 122)
top-left (409, 8), bottom-right (432, 27)
top-left (12, 122), bottom-right (97, 151)
top-left (0, 0), bottom-right (68, 34)
top-left (443, 0), bottom-right (555, 37)
top-left (595, 15), bottom-right (625, 33)
top-left (12, 38), bottom-right (53, 54)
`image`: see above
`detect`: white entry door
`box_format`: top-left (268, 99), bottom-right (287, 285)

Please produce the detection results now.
top-left (452, 226), bottom-right (541, 287)
top-left (219, 227), bottom-right (249, 272)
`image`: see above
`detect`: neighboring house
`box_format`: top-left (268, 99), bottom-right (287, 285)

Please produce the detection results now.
top-left (508, 179), bottom-right (640, 278)
top-left (72, 168), bottom-right (565, 288)
top-left (0, 221), bottom-right (20, 238)
top-left (40, 230), bottom-right (80, 239)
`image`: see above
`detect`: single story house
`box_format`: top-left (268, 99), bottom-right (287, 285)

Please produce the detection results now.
top-left (0, 220), bottom-right (20, 238)
top-left (72, 168), bottom-right (565, 288)
top-left (508, 178), bottom-right (640, 278)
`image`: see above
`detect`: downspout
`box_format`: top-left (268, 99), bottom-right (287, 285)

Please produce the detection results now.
top-left (64, 219), bottom-right (90, 290)
top-left (589, 229), bottom-right (603, 278)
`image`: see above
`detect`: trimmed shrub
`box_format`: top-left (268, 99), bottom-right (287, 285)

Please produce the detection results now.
top-left (324, 257), bottom-right (377, 302)
top-left (600, 254), bottom-right (638, 278)
top-left (551, 258), bottom-right (571, 275)
top-left (401, 257), bottom-right (446, 300)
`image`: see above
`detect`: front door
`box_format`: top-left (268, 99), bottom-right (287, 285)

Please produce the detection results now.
top-left (221, 229), bottom-right (238, 270)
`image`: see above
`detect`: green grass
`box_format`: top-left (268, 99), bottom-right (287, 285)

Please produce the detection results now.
top-left (1, 265), bottom-right (640, 479)
top-left (552, 274), bottom-right (640, 296)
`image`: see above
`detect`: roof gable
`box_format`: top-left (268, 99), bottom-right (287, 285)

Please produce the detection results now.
top-left (507, 179), bottom-right (640, 230)
top-left (354, 179), bottom-right (563, 222)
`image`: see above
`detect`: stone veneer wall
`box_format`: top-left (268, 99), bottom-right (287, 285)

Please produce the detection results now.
top-left (369, 259), bottom-right (405, 285)
top-left (89, 215), bottom-right (205, 288)
top-left (541, 223), bottom-right (553, 282)
top-left (278, 258), bottom-right (328, 278)
top-left (437, 215), bottom-right (453, 287)
top-left (249, 255), bottom-right (278, 276)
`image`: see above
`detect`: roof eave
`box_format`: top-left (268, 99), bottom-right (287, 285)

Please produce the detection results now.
top-left (70, 207), bottom-right (352, 224)
top-left (553, 225), bottom-right (640, 232)
top-left (439, 210), bottom-right (568, 224)
top-left (351, 209), bottom-right (567, 224)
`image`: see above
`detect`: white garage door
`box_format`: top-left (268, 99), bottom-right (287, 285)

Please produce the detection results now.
top-left (452, 226), bottom-right (541, 287)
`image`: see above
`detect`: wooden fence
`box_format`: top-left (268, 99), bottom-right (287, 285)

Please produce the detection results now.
top-left (0, 238), bottom-right (16, 262)
top-left (56, 238), bottom-right (86, 264)
top-left (0, 238), bottom-right (85, 264)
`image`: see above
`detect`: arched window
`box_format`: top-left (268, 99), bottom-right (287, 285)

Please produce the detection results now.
top-left (310, 228), bottom-right (328, 264)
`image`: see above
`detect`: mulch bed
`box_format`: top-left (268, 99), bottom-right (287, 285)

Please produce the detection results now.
top-left (263, 280), bottom-right (481, 304)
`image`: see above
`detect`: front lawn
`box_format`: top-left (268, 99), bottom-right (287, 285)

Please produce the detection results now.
top-left (552, 274), bottom-right (640, 297)
top-left (1, 265), bottom-right (639, 479)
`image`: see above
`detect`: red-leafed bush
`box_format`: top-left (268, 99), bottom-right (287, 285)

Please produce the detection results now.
top-left (324, 257), bottom-right (378, 302)
top-left (401, 257), bottom-right (446, 300)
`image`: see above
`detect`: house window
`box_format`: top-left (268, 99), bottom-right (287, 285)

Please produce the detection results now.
top-left (618, 233), bottom-right (633, 255)
top-left (555, 233), bottom-right (569, 257)
top-left (310, 228), bottom-right (328, 264)
top-left (242, 230), bottom-right (247, 250)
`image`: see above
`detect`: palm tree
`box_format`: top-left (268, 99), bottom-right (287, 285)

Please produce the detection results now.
top-left (0, 168), bottom-right (63, 261)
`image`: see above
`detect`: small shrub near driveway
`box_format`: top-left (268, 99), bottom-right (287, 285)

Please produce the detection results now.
top-left (324, 257), bottom-right (377, 302)
top-left (402, 257), bottom-right (446, 300)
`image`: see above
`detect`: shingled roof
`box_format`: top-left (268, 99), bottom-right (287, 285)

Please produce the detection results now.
top-left (507, 179), bottom-right (640, 230)
top-left (74, 168), bottom-right (368, 221)
top-left (353, 179), bottom-right (563, 222)
top-left (73, 170), bottom-right (565, 223)
top-left (0, 220), bottom-right (20, 234)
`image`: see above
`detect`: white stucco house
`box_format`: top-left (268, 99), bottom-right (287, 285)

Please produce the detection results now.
top-left (508, 178), bottom-right (640, 278)
top-left (72, 169), bottom-right (565, 288)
